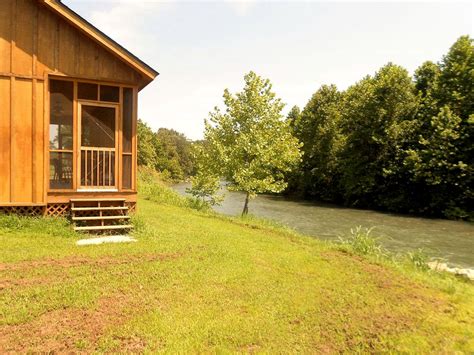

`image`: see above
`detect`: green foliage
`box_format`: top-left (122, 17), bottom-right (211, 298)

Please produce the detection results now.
top-left (288, 36), bottom-right (473, 219)
top-left (289, 85), bottom-right (345, 200)
top-left (138, 166), bottom-right (210, 212)
top-left (196, 71), bottom-right (302, 214)
top-left (338, 226), bottom-right (387, 258)
top-left (406, 249), bottom-right (430, 271)
top-left (0, 214), bottom-right (76, 238)
top-left (339, 63), bottom-right (419, 208)
top-left (137, 120), bottom-right (158, 168)
top-left (186, 173), bottom-right (224, 206)
top-left (137, 121), bottom-right (195, 182)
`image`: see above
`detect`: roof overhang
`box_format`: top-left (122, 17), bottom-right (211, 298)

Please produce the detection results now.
top-left (38, 0), bottom-right (159, 89)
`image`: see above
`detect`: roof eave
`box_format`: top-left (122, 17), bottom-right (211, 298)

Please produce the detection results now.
top-left (39, 0), bottom-right (159, 85)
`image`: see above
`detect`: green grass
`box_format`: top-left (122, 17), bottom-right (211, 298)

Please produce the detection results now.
top-left (0, 184), bottom-right (473, 352)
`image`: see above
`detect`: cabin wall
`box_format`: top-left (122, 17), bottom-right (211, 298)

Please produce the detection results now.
top-left (0, 0), bottom-right (141, 205)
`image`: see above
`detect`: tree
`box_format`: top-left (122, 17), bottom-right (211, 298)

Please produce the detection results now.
top-left (404, 107), bottom-right (470, 217)
top-left (196, 71), bottom-right (302, 215)
top-left (405, 36), bottom-right (474, 218)
top-left (339, 63), bottom-right (419, 208)
top-left (289, 85), bottom-right (344, 200)
top-left (137, 119), bottom-right (157, 168)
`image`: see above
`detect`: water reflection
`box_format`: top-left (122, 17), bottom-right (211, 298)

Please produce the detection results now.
top-left (173, 183), bottom-right (474, 268)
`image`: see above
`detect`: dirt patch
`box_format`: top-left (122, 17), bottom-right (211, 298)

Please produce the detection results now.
top-left (0, 252), bottom-right (183, 272)
top-left (0, 293), bottom-right (147, 353)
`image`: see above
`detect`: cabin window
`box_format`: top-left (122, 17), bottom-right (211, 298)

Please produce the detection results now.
top-left (100, 85), bottom-right (120, 103)
top-left (49, 80), bottom-right (74, 189)
top-left (122, 88), bottom-right (133, 189)
top-left (78, 82), bottom-right (98, 100)
top-left (50, 80), bottom-right (73, 150)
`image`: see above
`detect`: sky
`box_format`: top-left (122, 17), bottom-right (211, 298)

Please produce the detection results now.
top-left (63, 0), bottom-right (473, 140)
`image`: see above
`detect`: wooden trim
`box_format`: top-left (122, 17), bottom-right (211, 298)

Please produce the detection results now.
top-left (77, 99), bottom-right (118, 109)
top-left (77, 101), bottom-right (119, 190)
top-left (0, 72), bottom-right (45, 80)
top-left (132, 86), bottom-right (138, 191)
top-left (50, 148), bottom-right (74, 152)
top-left (49, 72), bottom-right (136, 88)
top-left (72, 80), bottom-right (78, 190)
top-left (0, 202), bottom-right (46, 207)
top-left (38, 0), bottom-right (158, 81)
top-left (47, 191), bottom-right (137, 204)
top-left (43, 72), bottom-right (49, 203)
top-left (32, 78), bottom-right (37, 202)
top-left (80, 147), bottom-right (115, 152)
top-left (118, 87), bottom-right (123, 191)
top-left (10, 76), bottom-right (14, 201)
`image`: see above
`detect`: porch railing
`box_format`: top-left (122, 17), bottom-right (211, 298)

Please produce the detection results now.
top-left (80, 147), bottom-right (115, 188)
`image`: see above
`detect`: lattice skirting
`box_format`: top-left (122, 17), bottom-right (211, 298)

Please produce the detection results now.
top-left (0, 206), bottom-right (45, 217)
top-left (126, 202), bottom-right (137, 214)
top-left (45, 203), bottom-right (70, 217)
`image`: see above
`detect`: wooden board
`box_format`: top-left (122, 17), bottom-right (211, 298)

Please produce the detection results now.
top-left (34, 80), bottom-right (45, 203)
top-left (0, 78), bottom-right (11, 202)
top-left (0, 0), bottom-right (12, 73)
top-left (37, 7), bottom-right (57, 74)
top-left (12, 0), bottom-right (34, 76)
top-left (11, 79), bottom-right (33, 203)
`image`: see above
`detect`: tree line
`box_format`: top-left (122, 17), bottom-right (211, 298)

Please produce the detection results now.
top-left (286, 36), bottom-right (473, 219)
top-left (137, 121), bottom-right (195, 181)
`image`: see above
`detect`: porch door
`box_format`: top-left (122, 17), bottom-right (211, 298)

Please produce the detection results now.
top-left (78, 103), bottom-right (118, 190)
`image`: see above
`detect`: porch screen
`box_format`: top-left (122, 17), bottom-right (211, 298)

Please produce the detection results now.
top-left (122, 88), bottom-right (133, 189)
top-left (49, 80), bottom-right (73, 189)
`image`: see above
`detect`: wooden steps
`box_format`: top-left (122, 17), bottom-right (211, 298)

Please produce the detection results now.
top-left (74, 225), bottom-right (133, 231)
top-left (72, 215), bottom-right (131, 221)
top-left (71, 206), bottom-right (128, 211)
top-left (70, 198), bottom-right (132, 234)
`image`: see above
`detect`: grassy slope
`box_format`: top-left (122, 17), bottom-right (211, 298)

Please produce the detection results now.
top-left (0, 197), bottom-right (473, 352)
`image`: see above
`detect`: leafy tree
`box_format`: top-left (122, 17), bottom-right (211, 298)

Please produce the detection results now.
top-left (289, 85), bottom-right (344, 200)
top-left (137, 122), bottom-right (195, 181)
top-left (286, 105), bottom-right (301, 131)
top-left (339, 63), bottom-right (419, 208)
top-left (406, 36), bottom-right (473, 218)
top-left (404, 107), bottom-right (470, 217)
top-left (197, 71), bottom-right (302, 215)
top-left (137, 119), bottom-right (157, 168)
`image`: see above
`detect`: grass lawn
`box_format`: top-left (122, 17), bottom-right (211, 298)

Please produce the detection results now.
top-left (1, 195), bottom-right (473, 352)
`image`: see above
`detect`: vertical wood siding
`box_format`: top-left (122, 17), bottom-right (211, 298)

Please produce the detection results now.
top-left (0, 0), bottom-right (141, 205)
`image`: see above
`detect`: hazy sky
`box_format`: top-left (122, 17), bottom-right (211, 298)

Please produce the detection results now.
top-left (64, 0), bottom-right (473, 140)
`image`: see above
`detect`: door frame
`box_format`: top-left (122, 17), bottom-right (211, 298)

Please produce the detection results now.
top-left (77, 101), bottom-right (119, 191)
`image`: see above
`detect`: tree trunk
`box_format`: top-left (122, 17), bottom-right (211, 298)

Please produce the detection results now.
top-left (242, 192), bottom-right (250, 216)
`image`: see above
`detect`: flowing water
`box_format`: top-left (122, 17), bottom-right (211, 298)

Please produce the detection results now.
top-left (173, 183), bottom-right (474, 268)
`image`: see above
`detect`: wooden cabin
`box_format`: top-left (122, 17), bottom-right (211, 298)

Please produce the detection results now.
top-left (0, 0), bottom-right (158, 230)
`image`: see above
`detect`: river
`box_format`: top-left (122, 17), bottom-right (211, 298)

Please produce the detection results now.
top-left (173, 183), bottom-right (474, 268)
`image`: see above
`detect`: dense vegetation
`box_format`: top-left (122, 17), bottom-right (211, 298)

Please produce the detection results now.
top-left (287, 36), bottom-right (473, 220)
top-left (137, 121), bottom-right (195, 181)
top-left (1, 177), bottom-right (473, 352)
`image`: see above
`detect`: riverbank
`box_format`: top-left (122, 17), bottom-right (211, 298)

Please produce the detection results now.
top-left (173, 182), bottom-right (474, 268)
top-left (1, 184), bottom-right (474, 351)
